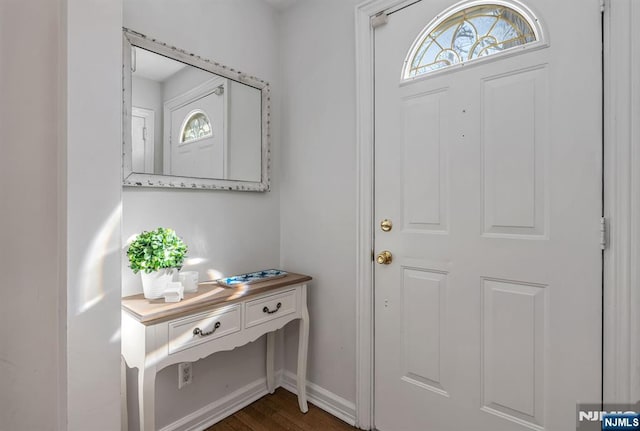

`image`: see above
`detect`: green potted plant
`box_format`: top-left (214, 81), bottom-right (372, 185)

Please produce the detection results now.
top-left (127, 227), bottom-right (188, 299)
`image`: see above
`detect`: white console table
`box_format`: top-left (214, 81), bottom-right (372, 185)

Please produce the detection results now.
top-left (121, 272), bottom-right (311, 431)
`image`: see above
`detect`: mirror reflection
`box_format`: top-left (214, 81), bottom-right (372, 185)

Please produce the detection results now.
top-left (131, 46), bottom-right (262, 182)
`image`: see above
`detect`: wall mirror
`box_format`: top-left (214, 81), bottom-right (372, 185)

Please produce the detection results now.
top-left (122, 29), bottom-right (270, 191)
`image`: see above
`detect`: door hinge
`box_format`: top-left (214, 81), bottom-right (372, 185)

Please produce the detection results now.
top-left (600, 217), bottom-right (608, 250)
top-left (371, 11), bottom-right (389, 29)
top-left (600, 0), bottom-right (605, 13)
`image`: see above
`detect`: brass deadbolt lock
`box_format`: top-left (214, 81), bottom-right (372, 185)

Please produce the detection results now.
top-left (381, 219), bottom-right (393, 232)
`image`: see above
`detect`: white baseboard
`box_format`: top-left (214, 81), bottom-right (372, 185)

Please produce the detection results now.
top-left (158, 375), bottom-right (273, 431)
top-left (281, 370), bottom-right (357, 426)
top-left (158, 369), bottom-right (356, 430)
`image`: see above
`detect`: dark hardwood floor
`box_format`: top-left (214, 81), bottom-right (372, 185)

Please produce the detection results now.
top-left (204, 388), bottom-right (358, 431)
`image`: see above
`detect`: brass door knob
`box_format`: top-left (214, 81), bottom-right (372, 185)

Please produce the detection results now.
top-left (376, 250), bottom-right (393, 265)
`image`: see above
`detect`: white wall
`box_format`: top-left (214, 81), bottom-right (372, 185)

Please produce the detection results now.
top-left (162, 65), bottom-right (212, 101)
top-left (280, 0), bottom-right (360, 405)
top-left (228, 81), bottom-right (262, 182)
top-left (0, 1), bottom-right (66, 429)
top-left (66, 0), bottom-right (123, 429)
top-left (123, 1), bottom-right (282, 429)
top-left (1, 1), bottom-right (123, 429)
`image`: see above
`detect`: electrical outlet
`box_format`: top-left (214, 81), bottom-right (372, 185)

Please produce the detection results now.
top-left (178, 362), bottom-right (192, 389)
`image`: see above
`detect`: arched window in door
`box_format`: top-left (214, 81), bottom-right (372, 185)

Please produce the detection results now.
top-left (403, 1), bottom-right (543, 79)
top-left (180, 110), bottom-right (212, 144)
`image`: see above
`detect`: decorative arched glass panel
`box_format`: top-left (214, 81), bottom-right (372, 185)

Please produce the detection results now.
top-left (403, 2), bottom-right (541, 79)
top-left (180, 110), bottom-right (212, 143)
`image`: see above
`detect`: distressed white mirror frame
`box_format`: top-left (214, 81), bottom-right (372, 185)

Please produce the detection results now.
top-left (122, 28), bottom-right (271, 191)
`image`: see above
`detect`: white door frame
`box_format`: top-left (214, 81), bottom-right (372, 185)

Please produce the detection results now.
top-left (602, 0), bottom-right (640, 404)
top-left (354, 0), bottom-right (640, 428)
top-left (131, 106), bottom-right (155, 173)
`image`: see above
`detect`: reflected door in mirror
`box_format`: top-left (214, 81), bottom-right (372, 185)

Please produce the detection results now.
top-left (166, 82), bottom-right (225, 178)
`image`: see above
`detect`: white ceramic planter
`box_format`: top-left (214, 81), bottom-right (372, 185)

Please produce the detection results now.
top-left (140, 269), bottom-right (175, 299)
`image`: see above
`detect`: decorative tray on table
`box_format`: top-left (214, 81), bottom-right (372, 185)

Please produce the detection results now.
top-left (216, 269), bottom-right (288, 287)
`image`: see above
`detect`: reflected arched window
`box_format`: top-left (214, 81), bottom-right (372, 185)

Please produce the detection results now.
top-left (180, 110), bottom-right (212, 144)
top-left (403, 2), bottom-right (540, 79)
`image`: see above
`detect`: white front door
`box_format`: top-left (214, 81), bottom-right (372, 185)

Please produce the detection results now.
top-left (168, 89), bottom-right (225, 178)
top-left (374, 1), bottom-right (602, 430)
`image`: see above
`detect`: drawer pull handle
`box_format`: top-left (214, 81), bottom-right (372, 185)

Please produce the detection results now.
top-left (193, 321), bottom-right (221, 337)
top-left (263, 302), bottom-right (282, 314)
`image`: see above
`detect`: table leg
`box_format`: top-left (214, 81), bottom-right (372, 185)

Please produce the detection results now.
top-left (266, 331), bottom-right (276, 393)
top-left (138, 365), bottom-right (156, 431)
top-left (297, 285), bottom-right (309, 413)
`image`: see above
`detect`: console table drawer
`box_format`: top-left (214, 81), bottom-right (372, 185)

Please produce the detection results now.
top-left (245, 289), bottom-right (297, 328)
top-left (169, 305), bottom-right (241, 354)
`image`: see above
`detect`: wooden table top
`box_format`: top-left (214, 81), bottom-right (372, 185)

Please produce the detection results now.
top-left (122, 272), bottom-right (312, 325)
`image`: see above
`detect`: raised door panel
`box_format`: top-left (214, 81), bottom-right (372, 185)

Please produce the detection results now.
top-left (481, 66), bottom-right (548, 238)
top-left (401, 88), bottom-right (450, 233)
top-left (481, 278), bottom-right (546, 428)
top-left (401, 267), bottom-right (449, 397)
